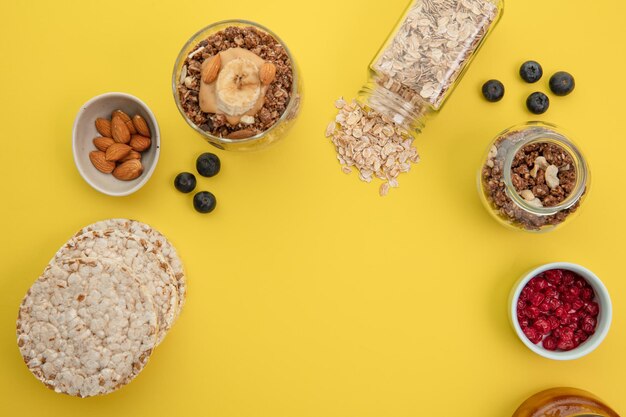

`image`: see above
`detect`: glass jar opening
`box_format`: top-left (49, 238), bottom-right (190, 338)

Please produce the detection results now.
top-left (502, 127), bottom-right (588, 216)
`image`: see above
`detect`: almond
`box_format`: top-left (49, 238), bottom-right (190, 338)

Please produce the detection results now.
top-left (226, 129), bottom-right (255, 139)
top-left (89, 151), bottom-right (115, 174)
top-left (121, 150), bottom-right (141, 162)
top-left (93, 137), bottom-right (115, 152)
top-left (95, 118), bottom-right (112, 137)
top-left (111, 115), bottom-right (131, 143)
top-left (130, 135), bottom-right (151, 152)
top-left (112, 109), bottom-right (131, 123)
top-left (202, 54), bottom-right (221, 84)
top-left (113, 159), bottom-right (143, 181)
top-left (126, 120), bottom-right (137, 134)
top-left (259, 62), bottom-right (276, 85)
top-left (105, 143), bottom-right (132, 161)
top-left (132, 115), bottom-right (151, 137)
top-left (112, 110), bottom-right (137, 134)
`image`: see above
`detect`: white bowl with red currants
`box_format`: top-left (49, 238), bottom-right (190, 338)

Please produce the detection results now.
top-left (509, 262), bottom-right (612, 360)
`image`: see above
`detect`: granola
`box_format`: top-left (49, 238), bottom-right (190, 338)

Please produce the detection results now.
top-left (326, 98), bottom-right (420, 196)
top-left (177, 26), bottom-right (293, 137)
top-left (482, 132), bottom-right (584, 231)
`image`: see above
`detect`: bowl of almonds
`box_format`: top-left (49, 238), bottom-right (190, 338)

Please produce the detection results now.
top-left (72, 92), bottom-right (160, 196)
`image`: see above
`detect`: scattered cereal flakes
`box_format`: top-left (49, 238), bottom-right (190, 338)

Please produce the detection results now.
top-left (379, 182), bottom-right (390, 196)
top-left (326, 98), bottom-right (421, 196)
top-left (325, 121), bottom-right (336, 138)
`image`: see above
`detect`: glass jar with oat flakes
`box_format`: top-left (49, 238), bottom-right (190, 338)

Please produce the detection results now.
top-left (361, 0), bottom-right (504, 131)
top-left (478, 122), bottom-right (590, 232)
top-left (328, 0), bottom-right (503, 196)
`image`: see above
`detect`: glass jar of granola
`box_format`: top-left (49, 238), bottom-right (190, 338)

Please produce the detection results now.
top-left (361, 0), bottom-right (504, 132)
top-left (479, 122), bottom-right (590, 232)
top-left (173, 20), bottom-right (301, 152)
top-left (513, 387), bottom-right (619, 417)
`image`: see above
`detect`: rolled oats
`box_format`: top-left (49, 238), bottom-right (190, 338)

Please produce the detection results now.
top-left (326, 98), bottom-right (420, 196)
top-left (373, 0), bottom-right (498, 109)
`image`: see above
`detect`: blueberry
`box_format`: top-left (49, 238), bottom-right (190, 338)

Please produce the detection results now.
top-left (520, 61), bottom-right (543, 83)
top-left (174, 172), bottom-right (196, 193)
top-left (549, 71), bottom-right (575, 96)
top-left (196, 153), bottom-right (221, 177)
top-left (193, 191), bottom-right (217, 213)
top-left (481, 79), bottom-right (505, 102)
top-left (526, 92), bottom-right (550, 114)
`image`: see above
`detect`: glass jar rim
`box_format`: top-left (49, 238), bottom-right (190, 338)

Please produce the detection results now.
top-left (501, 122), bottom-right (589, 215)
top-left (171, 19), bottom-right (299, 145)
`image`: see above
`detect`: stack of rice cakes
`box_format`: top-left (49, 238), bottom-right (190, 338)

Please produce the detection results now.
top-left (16, 219), bottom-right (186, 397)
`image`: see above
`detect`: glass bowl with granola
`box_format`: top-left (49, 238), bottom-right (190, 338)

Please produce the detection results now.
top-left (478, 122), bottom-right (590, 232)
top-left (173, 20), bottom-right (301, 152)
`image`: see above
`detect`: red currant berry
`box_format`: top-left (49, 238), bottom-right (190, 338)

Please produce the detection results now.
top-left (549, 298), bottom-right (562, 310)
top-left (544, 269), bottom-right (563, 285)
top-left (571, 299), bottom-right (585, 312)
top-left (539, 301), bottom-right (551, 312)
top-left (563, 271), bottom-right (576, 286)
top-left (582, 316), bottom-right (597, 334)
top-left (581, 287), bottom-right (594, 301)
top-left (543, 337), bottom-right (558, 351)
top-left (517, 298), bottom-right (527, 311)
top-left (574, 329), bottom-right (589, 343)
top-left (548, 316), bottom-right (560, 330)
top-left (544, 288), bottom-right (559, 299)
top-left (568, 286), bottom-right (581, 297)
top-left (560, 327), bottom-right (574, 341)
top-left (585, 301), bottom-right (599, 316)
top-left (574, 277), bottom-right (587, 288)
top-left (530, 292), bottom-right (545, 307)
top-left (520, 286), bottom-right (534, 301)
top-left (532, 277), bottom-right (549, 291)
top-left (553, 327), bottom-right (563, 339)
top-left (525, 306), bottom-right (540, 319)
top-left (557, 339), bottom-right (576, 351)
top-left (523, 327), bottom-right (541, 344)
top-left (534, 318), bottom-right (551, 335)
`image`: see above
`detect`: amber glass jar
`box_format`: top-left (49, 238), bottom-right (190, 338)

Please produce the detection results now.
top-left (513, 388), bottom-right (620, 417)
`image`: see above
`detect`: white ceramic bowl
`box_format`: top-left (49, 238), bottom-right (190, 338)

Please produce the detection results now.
top-left (509, 262), bottom-right (612, 360)
top-left (72, 92), bottom-right (160, 196)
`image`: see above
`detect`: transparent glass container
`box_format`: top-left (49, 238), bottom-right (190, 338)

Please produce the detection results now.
top-left (172, 20), bottom-right (301, 152)
top-left (358, 0), bottom-right (504, 133)
top-left (513, 388), bottom-right (620, 417)
top-left (478, 122), bottom-right (590, 232)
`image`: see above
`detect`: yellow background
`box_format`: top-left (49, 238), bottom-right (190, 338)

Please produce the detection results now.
top-left (1, 0), bottom-right (625, 415)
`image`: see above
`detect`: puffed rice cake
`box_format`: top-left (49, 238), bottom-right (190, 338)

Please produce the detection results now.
top-left (77, 219), bottom-right (186, 315)
top-left (17, 257), bottom-right (158, 397)
top-left (56, 228), bottom-right (179, 345)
